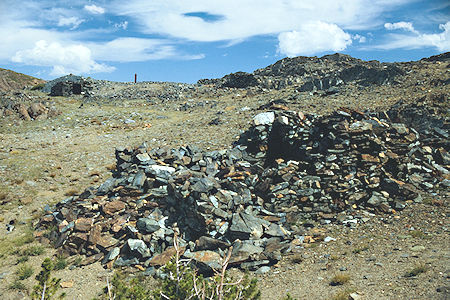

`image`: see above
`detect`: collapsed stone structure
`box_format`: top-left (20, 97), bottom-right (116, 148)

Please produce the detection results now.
top-left (50, 80), bottom-right (93, 97)
top-left (42, 75), bottom-right (94, 97)
top-left (37, 104), bottom-right (448, 274)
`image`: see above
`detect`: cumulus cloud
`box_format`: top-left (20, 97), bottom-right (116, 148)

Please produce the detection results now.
top-left (384, 22), bottom-right (418, 34)
top-left (353, 34), bottom-right (366, 43)
top-left (378, 21), bottom-right (450, 52)
top-left (12, 40), bottom-right (115, 76)
top-left (57, 16), bottom-right (85, 29)
top-left (277, 22), bottom-right (352, 57)
top-left (84, 4), bottom-right (105, 15)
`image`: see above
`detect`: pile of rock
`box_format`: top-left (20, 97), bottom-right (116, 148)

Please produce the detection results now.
top-left (199, 53), bottom-right (404, 91)
top-left (37, 107), bottom-right (448, 274)
top-left (0, 92), bottom-right (61, 120)
top-left (50, 79), bottom-right (93, 97)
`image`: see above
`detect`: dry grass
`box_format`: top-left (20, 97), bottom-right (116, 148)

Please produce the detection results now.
top-left (330, 274), bottom-right (351, 286)
top-left (409, 230), bottom-right (429, 239)
top-left (352, 244), bottom-right (369, 254)
top-left (0, 192), bottom-right (7, 201)
top-left (404, 264), bottom-right (429, 277)
top-left (331, 288), bottom-right (357, 300)
top-left (290, 253), bottom-right (303, 264)
top-left (64, 189), bottom-right (79, 196)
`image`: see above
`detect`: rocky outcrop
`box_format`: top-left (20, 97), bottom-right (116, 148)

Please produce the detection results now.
top-left (0, 91), bottom-right (61, 120)
top-left (198, 53), bottom-right (406, 91)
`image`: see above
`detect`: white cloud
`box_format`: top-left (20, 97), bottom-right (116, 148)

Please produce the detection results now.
top-left (111, 0), bottom-right (411, 42)
top-left (57, 16), bottom-right (85, 29)
top-left (114, 21), bottom-right (128, 30)
top-left (89, 38), bottom-right (175, 62)
top-left (378, 21), bottom-right (450, 52)
top-left (277, 22), bottom-right (352, 57)
top-left (384, 22), bottom-right (418, 34)
top-left (353, 34), bottom-right (366, 43)
top-left (84, 4), bottom-right (105, 15)
top-left (12, 40), bottom-right (115, 76)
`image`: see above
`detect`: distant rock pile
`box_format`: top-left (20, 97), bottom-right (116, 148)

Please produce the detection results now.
top-left (37, 105), bottom-right (448, 274)
top-left (199, 53), bottom-right (405, 91)
top-left (0, 91), bottom-right (61, 120)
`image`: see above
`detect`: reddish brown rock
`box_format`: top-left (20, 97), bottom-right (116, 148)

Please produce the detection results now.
top-left (75, 217), bottom-right (93, 232)
top-left (88, 224), bottom-right (102, 245)
top-left (17, 104), bottom-right (31, 120)
top-left (361, 154), bottom-right (380, 163)
top-left (102, 201), bottom-right (126, 215)
top-left (148, 247), bottom-right (184, 267)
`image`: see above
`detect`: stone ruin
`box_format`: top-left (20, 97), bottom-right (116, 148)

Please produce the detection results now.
top-left (50, 80), bottom-right (93, 97)
top-left (36, 104), bottom-right (448, 275)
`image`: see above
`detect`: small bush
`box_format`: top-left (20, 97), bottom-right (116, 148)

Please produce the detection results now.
top-left (404, 264), bottom-right (429, 277)
top-left (22, 245), bottom-right (45, 257)
top-left (17, 256), bottom-right (29, 264)
top-left (290, 253), bottom-right (303, 264)
top-left (9, 280), bottom-right (27, 291)
top-left (31, 83), bottom-right (45, 91)
top-left (409, 230), bottom-right (429, 239)
top-left (98, 234), bottom-right (261, 300)
top-left (72, 256), bottom-right (83, 267)
top-left (14, 229), bottom-right (35, 247)
top-left (64, 189), bottom-right (78, 197)
top-left (330, 274), bottom-right (350, 286)
top-left (352, 244), bottom-right (369, 254)
top-left (331, 288), bottom-right (357, 300)
top-left (31, 258), bottom-right (65, 300)
top-left (101, 272), bottom-right (152, 300)
top-left (17, 264), bottom-right (34, 280)
top-left (54, 256), bottom-right (68, 270)
top-left (281, 293), bottom-right (297, 300)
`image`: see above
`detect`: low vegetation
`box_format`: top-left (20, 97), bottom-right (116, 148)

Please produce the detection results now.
top-left (16, 264), bottom-right (34, 280)
top-left (97, 235), bottom-right (260, 300)
top-left (31, 258), bottom-right (65, 300)
top-left (331, 288), bottom-right (357, 300)
top-left (404, 264), bottom-right (429, 277)
top-left (330, 274), bottom-right (351, 286)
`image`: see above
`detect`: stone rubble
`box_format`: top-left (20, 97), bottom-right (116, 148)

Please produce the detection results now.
top-left (37, 105), bottom-right (448, 274)
top-left (199, 53), bottom-right (405, 91)
top-left (0, 91), bottom-right (61, 120)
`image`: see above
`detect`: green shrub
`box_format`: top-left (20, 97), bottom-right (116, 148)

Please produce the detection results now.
top-left (17, 264), bottom-right (33, 280)
top-left (31, 258), bottom-right (65, 300)
top-left (31, 83), bottom-right (45, 91)
top-left (9, 280), bottom-right (27, 291)
top-left (22, 245), bottom-right (45, 257)
top-left (54, 256), bottom-right (67, 270)
top-left (101, 272), bottom-right (152, 300)
top-left (98, 235), bottom-right (261, 300)
top-left (153, 258), bottom-right (260, 300)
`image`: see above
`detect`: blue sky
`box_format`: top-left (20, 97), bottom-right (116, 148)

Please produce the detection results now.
top-left (0, 0), bottom-right (448, 83)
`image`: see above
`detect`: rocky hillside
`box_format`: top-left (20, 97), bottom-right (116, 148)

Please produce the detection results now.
top-left (0, 68), bottom-right (45, 91)
top-left (199, 52), bottom-right (449, 92)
